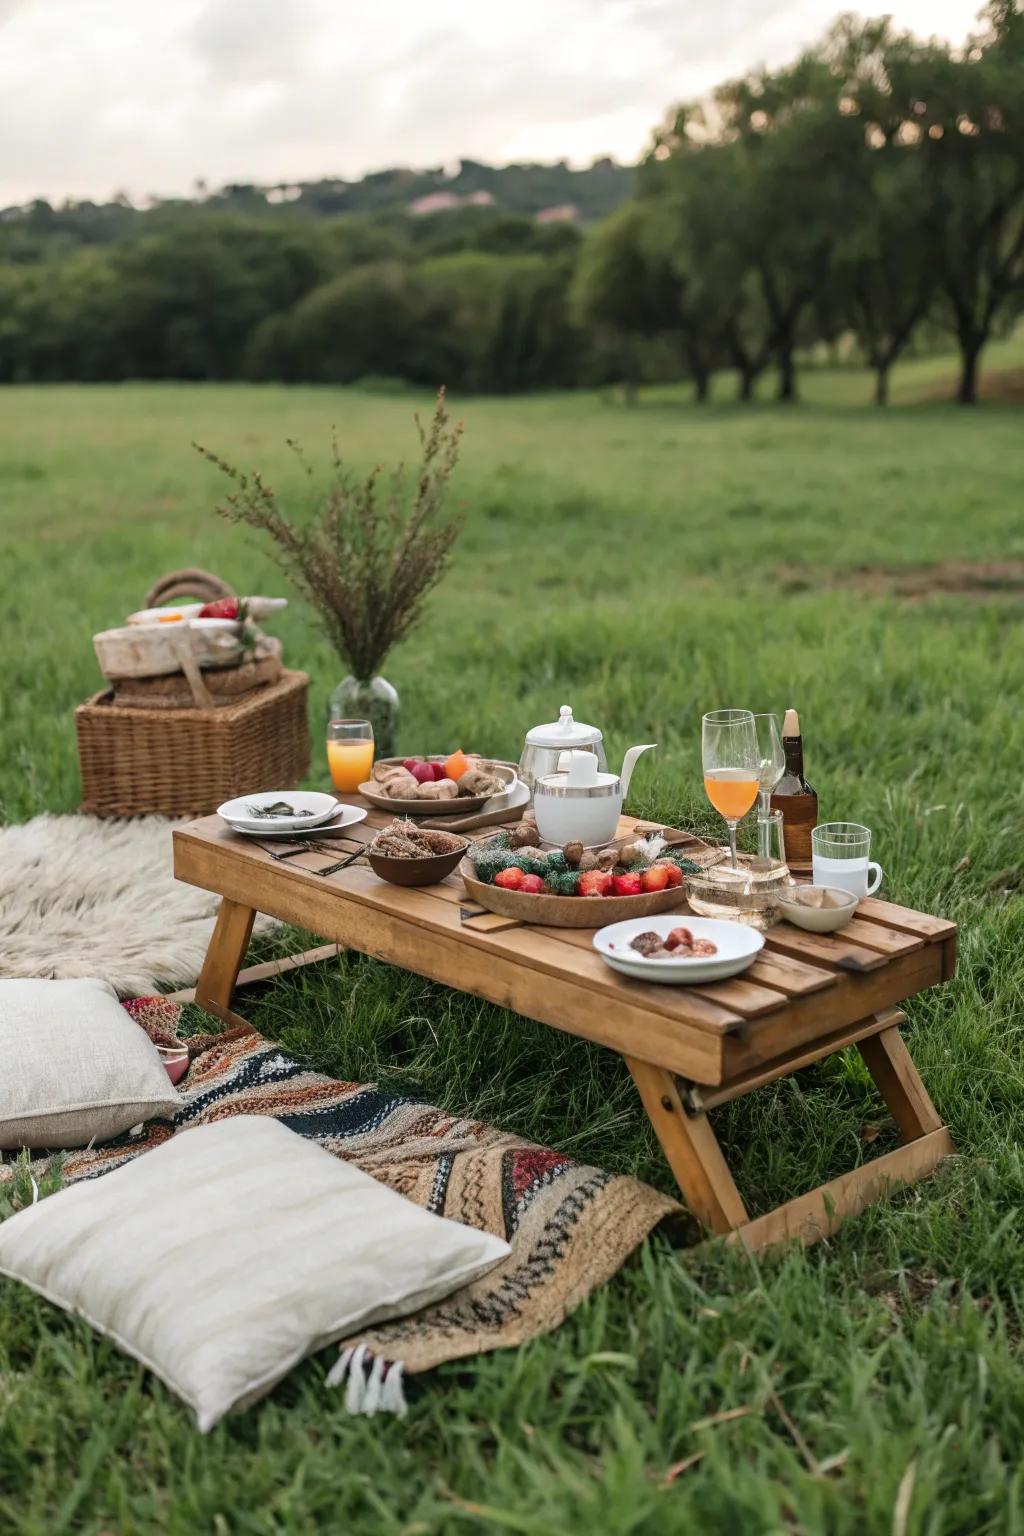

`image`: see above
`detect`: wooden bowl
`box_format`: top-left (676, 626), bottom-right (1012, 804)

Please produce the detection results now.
top-left (359, 759), bottom-right (518, 817)
top-left (367, 839), bottom-right (469, 887)
top-left (461, 862), bottom-right (686, 928)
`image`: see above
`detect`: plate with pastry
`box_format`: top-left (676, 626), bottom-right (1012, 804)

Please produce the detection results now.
top-left (359, 753), bottom-right (519, 816)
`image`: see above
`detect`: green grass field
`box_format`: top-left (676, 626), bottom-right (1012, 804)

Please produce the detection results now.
top-left (3, 338), bottom-right (1024, 1534)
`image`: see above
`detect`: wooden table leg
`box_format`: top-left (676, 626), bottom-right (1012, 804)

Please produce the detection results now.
top-left (195, 898), bottom-right (256, 1020)
top-left (724, 1021), bottom-right (955, 1251)
top-left (626, 1057), bottom-right (748, 1233)
top-left (727, 1128), bottom-right (954, 1252)
top-left (630, 1018), bottom-right (955, 1251)
top-left (858, 1024), bottom-right (944, 1142)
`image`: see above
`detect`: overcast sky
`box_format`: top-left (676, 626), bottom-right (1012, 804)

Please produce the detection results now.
top-left (0, 0), bottom-right (985, 206)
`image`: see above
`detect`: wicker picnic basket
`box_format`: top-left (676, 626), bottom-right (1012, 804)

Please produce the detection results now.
top-left (76, 669), bottom-right (311, 818)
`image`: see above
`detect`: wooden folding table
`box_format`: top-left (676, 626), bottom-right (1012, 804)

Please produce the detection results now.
top-left (173, 810), bottom-right (957, 1250)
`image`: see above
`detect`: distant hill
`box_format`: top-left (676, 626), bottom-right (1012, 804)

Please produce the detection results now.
top-left (0, 158), bottom-right (635, 242)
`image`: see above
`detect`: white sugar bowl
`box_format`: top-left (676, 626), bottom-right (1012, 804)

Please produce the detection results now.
top-left (533, 746), bottom-right (656, 848)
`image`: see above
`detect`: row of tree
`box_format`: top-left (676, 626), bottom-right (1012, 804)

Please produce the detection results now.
top-left (0, 6), bottom-right (1020, 401)
top-left (575, 4), bottom-right (1024, 405)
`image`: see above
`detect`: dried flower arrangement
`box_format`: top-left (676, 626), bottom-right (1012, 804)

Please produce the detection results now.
top-left (195, 390), bottom-right (463, 752)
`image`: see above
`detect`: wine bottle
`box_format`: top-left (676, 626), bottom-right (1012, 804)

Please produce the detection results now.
top-left (770, 707), bottom-right (817, 871)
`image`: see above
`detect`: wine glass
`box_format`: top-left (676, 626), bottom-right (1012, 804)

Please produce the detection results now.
top-left (753, 712), bottom-right (785, 857)
top-left (326, 718), bottom-right (374, 794)
top-left (702, 709), bottom-right (759, 869)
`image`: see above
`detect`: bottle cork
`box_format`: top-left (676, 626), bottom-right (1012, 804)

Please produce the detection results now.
top-left (783, 707), bottom-right (800, 737)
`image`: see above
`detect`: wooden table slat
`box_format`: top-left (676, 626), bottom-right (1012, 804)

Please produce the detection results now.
top-left (687, 976), bottom-right (793, 1018)
top-left (763, 925), bottom-right (890, 973)
top-left (826, 917), bottom-right (925, 958)
top-left (745, 952), bottom-right (838, 997)
top-left (853, 897), bottom-right (956, 942)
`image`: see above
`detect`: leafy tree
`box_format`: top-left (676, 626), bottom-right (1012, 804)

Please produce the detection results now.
top-left (273, 262), bottom-right (426, 383)
top-left (841, 4), bottom-right (1024, 402)
top-left (644, 135), bottom-right (774, 401)
top-left (834, 145), bottom-right (938, 404)
top-left (414, 253), bottom-right (578, 392)
top-left (715, 61), bottom-right (865, 401)
top-left (570, 202), bottom-right (686, 402)
top-left (913, 5), bottom-right (1024, 403)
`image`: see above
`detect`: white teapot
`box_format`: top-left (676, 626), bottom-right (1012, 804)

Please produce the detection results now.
top-left (533, 745), bottom-right (657, 848)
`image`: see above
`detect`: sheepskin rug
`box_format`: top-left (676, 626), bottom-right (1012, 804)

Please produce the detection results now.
top-left (0, 815), bottom-right (274, 996)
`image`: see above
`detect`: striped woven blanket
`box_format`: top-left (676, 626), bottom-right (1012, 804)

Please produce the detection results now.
top-left (3, 999), bottom-right (677, 1384)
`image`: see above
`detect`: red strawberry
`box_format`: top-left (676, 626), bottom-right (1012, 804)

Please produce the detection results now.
top-left (652, 860), bottom-right (683, 888)
top-left (494, 867), bottom-right (524, 890)
top-left (611, 873), bottom-right (643, 897)
top-left (578, 870), bottom-right (613, 898)
top-left (518, 873), bottom-right (545, 894)
top-left (640, 864), bottom-right (670, 893)
top-left (197, 598), bottom-right (240, 620)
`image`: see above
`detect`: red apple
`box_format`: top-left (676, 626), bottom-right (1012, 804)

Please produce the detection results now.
top-left (402, 758), bottom-right (419, 773)
top-left (429, 761), bottom-right (447, 781)
top-left (410, 762), bottom-right (435, 785)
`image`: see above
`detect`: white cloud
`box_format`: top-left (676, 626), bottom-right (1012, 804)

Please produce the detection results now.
top-left (0, 0), bottom-right (985, 205)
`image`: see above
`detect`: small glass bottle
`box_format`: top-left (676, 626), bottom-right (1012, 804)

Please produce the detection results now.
top-left (770, 707), bottom-right (817, 872)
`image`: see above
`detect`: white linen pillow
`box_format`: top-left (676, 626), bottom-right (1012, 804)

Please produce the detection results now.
top-left (0, 977), bottom-right (180, 1148)
top-left (0, 1115), bottom-right (510, 1430)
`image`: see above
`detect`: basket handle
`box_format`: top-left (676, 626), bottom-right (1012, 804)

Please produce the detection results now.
top-left (145, 568), bottom-right (235, 608)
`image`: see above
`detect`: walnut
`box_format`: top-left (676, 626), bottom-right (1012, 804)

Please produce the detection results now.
top-left (457, 768), bottom-right (504, 797)
top-left (374, 765), bottom-right (419, 798)
top-left (509, 822), bottom-right (541, 848)
top-left (416, 779), bottom-right (458, 800)
top-left (563, 840), bottom-right (585, 868)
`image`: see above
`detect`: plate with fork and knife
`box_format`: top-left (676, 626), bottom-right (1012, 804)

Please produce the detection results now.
top-left (217, 791), bottom-right (368, 839)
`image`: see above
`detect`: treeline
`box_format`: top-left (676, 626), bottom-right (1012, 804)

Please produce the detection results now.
top-left (0, 6), bottom-right (1021, 402)
top-left (0, 210), bottom-right (586, 392)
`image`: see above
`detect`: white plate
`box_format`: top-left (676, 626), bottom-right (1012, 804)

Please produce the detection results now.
top-left (593, 915), bottom-right (764, 985)
top-left (127, 604), bottom-right (203, 626)
top-left (224, 803), bottom-right (368, 839)
top-left (217, 791), bottom-right (343, 832)
top-left (483, 778), bottom-right (529, 815)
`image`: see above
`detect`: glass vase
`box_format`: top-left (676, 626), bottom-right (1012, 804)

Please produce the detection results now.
top-left (327, 675), bottom-right (399, 759)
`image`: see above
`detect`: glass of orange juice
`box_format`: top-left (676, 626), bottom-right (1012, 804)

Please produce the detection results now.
top-left (326, 718), bottom-right (374, 794)
top-left (702, 708), bottom-right (759, 869)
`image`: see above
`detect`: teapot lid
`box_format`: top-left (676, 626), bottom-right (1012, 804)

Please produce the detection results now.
top-left (525, 704), bottom-right (603, 750)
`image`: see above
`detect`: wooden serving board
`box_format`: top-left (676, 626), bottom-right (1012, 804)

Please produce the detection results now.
top-left (460, 862), bottom-right (686, 928)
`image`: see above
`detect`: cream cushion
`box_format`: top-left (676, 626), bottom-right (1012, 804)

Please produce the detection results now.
top-left (0, 1115), bottom-right (510, 1429)
top-left (0, 977), bottom-right (180, 1148)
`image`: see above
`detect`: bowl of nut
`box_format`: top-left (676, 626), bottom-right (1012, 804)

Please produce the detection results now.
top-left (366, 819), bottom-right (469, 886)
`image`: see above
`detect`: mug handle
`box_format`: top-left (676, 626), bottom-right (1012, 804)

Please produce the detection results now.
top-left (865, 862), bottom-right (883, 895)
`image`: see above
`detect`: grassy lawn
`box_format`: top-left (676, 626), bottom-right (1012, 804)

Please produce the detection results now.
top-left (2, 338), bottom-right (1024, 1533)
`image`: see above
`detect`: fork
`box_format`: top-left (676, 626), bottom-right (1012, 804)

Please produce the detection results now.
top-left (250, 837), bottom-right (356, 859)
top-left (250, 841), bottom-right (364, 877)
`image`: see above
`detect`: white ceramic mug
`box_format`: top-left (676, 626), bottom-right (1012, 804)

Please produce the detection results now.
top-left (811, 822), bottom-right (882, 898)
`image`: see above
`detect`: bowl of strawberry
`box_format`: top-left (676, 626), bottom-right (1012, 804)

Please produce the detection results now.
top-left (461, 826), bottom-right (700, 928)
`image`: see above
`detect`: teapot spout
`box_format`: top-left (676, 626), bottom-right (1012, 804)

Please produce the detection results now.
top-left (620, 744), bottom-right (657, 801)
